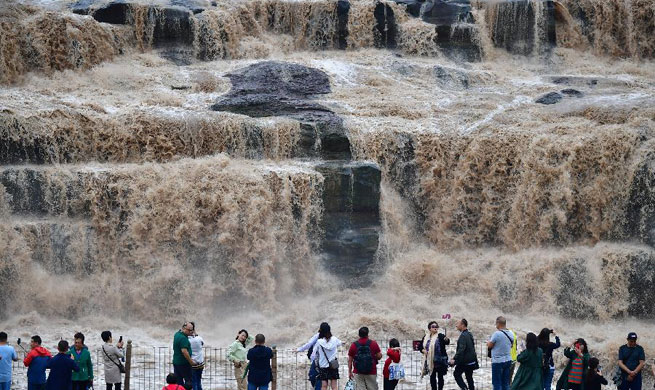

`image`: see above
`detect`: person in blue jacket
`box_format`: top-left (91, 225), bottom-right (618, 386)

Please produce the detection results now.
top-left (247, 334), bottom-right (273, 390)
top-left (46, 340), bottom-right (79, 390)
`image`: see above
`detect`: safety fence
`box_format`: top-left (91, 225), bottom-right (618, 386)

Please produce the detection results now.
top-left (11, 339), bottom-right (495, 390)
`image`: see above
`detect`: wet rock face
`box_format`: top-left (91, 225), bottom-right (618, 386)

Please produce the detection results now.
top-left (212, 61), bottom-right (351, 160)
top-left (489, 0), bottom-right (556, 55)
top-left (420, 0), bottom-right (473, 25)
top-left (374, 2), bottom-right (398, 49)
top-left (626, 157), bottom-right (655, 247)
top-left (316, 162), bottom-right (381, 285)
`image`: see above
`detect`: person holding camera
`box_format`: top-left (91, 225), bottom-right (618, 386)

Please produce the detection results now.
top-left (101, 331), bottom-right (124, 390)
top-left (555, 338), bottom-right (590, 390)
top-left (585, 358), bottom-right (607, 390)
top-left (538, 328), bottom-right (561, 390)
top-left (421, 321), bottom-right (450, 390)
top-left (617, 332), bottom-right (645, 390)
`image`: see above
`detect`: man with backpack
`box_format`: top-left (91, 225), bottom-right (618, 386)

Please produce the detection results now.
top-left (348, 327), bottom-right (382, 390)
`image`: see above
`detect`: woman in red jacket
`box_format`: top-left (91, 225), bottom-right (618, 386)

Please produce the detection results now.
top-left (383, 339), bottom-right (402, 390)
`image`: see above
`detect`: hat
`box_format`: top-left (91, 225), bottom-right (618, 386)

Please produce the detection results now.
top-left (627, 332), bottom-right (638, 340)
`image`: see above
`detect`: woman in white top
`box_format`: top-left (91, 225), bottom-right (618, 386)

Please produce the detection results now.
top-left (188, 322), bottom-right (204, 390)
top-left (311, 323), bottom-right (341, 390)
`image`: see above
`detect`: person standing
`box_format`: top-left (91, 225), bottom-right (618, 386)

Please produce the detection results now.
top-left (24, 335), bottom-right (52, 390)
top-left (46, 340), bottom-right (80, 390)
top-left (70, 333), bottom-right (93, 390)
top-left (101, 331), bottom-right (124, 390)
top-left (228, 330), bottom-right (253, 390)
top-left (421, 321), bottom-right (450, 390)
top-left (297, 324), bottom-right (327, 390)
top-left (617, 333), bottom-right (645, 390)
top-left (0, 332), bottom-right (19, 390)
top-left (247, 334), bottom-right (273, 390)
top-left (173, 322), bottom-right (196, 389)
top-left (538, 328), bottom-right (561, 390)
top-left (348, 327), bottom-right (382, 390)
top-left (510, 333), bottom-right (543, 390)
top-left (488, 316), bottom-right (515, 390)
top-left (450, 319), bottom-right (477, 390)
top-left (188, 322), bottom-right (204, 390)
top-left (555, 338), bottom-right (590, 390)
top-left (585, 358), bottom-right (607, 390)
top-left (383, 339), bottom-right (401, 390)
top-left (312, 323), bottom-right (341, 390)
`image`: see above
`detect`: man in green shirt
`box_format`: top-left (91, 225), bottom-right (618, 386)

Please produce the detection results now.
top-left (173, 322), bottom-right (196, 389)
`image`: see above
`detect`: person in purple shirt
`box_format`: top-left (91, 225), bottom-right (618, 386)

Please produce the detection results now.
top-left (46, 340), bottom-right (79, 390)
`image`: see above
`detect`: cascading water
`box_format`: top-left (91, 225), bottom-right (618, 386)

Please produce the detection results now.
top-left (1, 0), bottom-right (654, 386)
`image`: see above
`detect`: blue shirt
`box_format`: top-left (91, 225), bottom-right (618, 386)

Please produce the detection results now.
top-left (0, 345), bottom-right (17, 383)
top-left (490, 330), bottom-right (514, 363)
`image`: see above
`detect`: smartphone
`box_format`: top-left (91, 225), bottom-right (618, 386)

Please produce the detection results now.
top-left (119, 336), bottom-right (123, 343)
top-left (412, 340), bottom-right (422, 351)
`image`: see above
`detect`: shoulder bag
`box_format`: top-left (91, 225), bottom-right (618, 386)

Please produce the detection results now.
top-left (102, 346), bottom-right (126, 374)
top-left (320, 345), bottom-right (339, 369)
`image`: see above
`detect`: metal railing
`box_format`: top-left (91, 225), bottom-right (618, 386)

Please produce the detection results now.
top-left (10, 339), bottom-right (493, 390)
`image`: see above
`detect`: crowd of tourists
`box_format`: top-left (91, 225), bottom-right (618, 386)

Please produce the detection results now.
top-left (0, 316), bottom-right (650, 390)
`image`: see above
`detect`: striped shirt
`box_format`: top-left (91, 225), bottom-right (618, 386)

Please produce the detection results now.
top-left (568, 357), bottom-right (584, 384)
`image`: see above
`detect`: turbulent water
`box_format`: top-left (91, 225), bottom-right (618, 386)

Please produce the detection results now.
top-left (1, 0), bottom-right (654, 383)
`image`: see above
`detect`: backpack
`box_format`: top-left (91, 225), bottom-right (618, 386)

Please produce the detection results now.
top-left (354, 340), bottom-right (373, 373)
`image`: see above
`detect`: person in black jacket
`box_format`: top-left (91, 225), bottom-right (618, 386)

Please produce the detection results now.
top-left (450, 319), bottom-right (477, 390)
top-left (247, 334), bottom-right (273, 390)
top-left (585, 358), bottom-right (607, 390)
top-left (538, 328), bottom-right (561, 390)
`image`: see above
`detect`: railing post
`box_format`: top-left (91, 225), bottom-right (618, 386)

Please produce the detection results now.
top-left (125, 340), bottom-right (133, 390)
top-left (272, 346), bottom-right (278, 390)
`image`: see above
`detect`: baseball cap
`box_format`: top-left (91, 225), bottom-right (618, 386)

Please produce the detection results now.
top-left (627, 332), bottom-right (638, 340)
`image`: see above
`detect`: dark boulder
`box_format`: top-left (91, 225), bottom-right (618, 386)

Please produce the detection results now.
top-left (212, 61), bottom-right (351, 159)
top-left (92, 2), bottom-right (130, 24)
top-left (393, 0), bottom-right (424, 17)
top-left (435, 23), bottom-right (482, 62)
top-left (420, 0), bottom-right (473, 25)
top-left (561, 88), bottom-right (584, 97)
top-left (535, 92), bottom-right (563, 105)
top-left (434, 65), bottom-right (469, 89)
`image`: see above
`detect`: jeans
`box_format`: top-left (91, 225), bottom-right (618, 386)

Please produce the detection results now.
top-left (454, 364), bottom-right (476, 390)
top-left (247, 383), bottom-right (269, 390)
top-left (106, 384), bottom-right (122, 390)
top-left (28, 383), bottom-right (47, 390)
top-left (542, 367), bottom-right (555, 390)
top-left (192, 368), bottom-right (203, 390)
top-left (621, 373), bottom-right (642, 390)
top-left (0, 382), bottom-right (10, 390)
top-left (174, 364), bottom-right (193, 389)
top-left (492, 361), bottom-right (512, 390)
top-left (308, 360), bottom-right (321, 390)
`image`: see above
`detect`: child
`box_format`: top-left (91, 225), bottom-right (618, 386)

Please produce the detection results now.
top-left (383, 339), bottom-right (402, 390)
top-left (162, 373), bottom-right (186, 390)
top-left (585, 358), bottom-right (607, 390)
